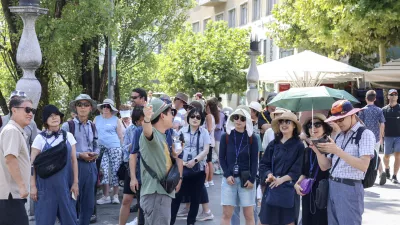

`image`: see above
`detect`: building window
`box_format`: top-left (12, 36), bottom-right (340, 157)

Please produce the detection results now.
top-left (203, 18), bottom-right (211, 31)
top-left (228, 9), bottom-right (236, 28)
top-left (279, 48), bottom-right (294, 58)
top-left (266, 0), bottom-right (277, 15)
top-left (252, 0), bottom-right (261, 21)
top-left (192, 22), bottom-right (200, 32)
top-left (215, 13), bottom-right (224, 21)
top-left (240, 3), bottom-right (248, 26)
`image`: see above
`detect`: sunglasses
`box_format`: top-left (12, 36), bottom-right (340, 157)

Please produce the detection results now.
top-left (130, 96), bottom-right (140, 100)
top-left (278, 119), bottom-right (292, 125)
top-left (232, 114), bottom-right (246, 122)
top-left (307, 122), bottom-right (323, 129)
top-left (334, 117), bottom-right (345, 123)
top-left (11, 90), bottom-right (26, 97)
top-left (15, 107), bottom-right (36, 114)
top-left (389, 93), bottom-right (398, 96)
top-left (101, 104), bottom-right (111, 109)
top-left (76, 102), bottom-right (91, 107)
top-left (171, 108), bottom-right (177, 116)
top-left (190, 115), bottom-right (202, 120)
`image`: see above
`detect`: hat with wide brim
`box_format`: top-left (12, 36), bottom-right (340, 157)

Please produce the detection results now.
top-left (97, 98), bottom-right (118, 115)
top-left (69, 94), bottom-right (97, 114)
top-left (271, 111), bottom-right (302, 134)
top-left (324, 100), bottom-right (363, 123)
top-left (270, 108), bottom-right (291, 120)
top-left (150, 98), bottom-right (172, 121)
top-left (175, 92), bottom-right (189, 104)
top-left (225, 108), bottom-right (253, 137)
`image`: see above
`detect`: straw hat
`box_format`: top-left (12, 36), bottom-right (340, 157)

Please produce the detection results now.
top-left (271, 111), bottom-right (302, 134)
top-left (270, 108), bottom-right (291, 120)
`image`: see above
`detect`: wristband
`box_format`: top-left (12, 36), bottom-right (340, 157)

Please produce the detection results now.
top-left (144, 119), bottom-right (151, 123)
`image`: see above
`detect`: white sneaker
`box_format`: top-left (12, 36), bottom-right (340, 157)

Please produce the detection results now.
top-left (112, 194), bottom-right (120, 204)
top-left (208, 180), bottom-right (214, 186)
top-left (96, 196), bottom-right (111, 205)
top-left (126, 217), bottom-right (138, 225)
top-left (204, 182), bottom-right (210, 188)
top-left (177, 207), bottom-right (189, 217)
top-left (196, 210), bottom-right (214, 221)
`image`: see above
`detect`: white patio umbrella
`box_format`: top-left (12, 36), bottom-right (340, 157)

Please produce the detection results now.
top-left (364, 59), bottom-right (400, 82)
top-left (250, 50), bottom-right (365, 86)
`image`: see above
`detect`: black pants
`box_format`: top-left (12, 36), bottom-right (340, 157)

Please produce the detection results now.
top-left (0, 193), bottom-right (28, 225)
top-left (170, 171), bottom-right (206, 225)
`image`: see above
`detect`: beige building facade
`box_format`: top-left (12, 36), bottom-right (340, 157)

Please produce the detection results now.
top-left (187, 0), bottom-right (294, 63)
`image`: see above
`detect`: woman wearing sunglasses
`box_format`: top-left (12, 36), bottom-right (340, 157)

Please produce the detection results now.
top-left (170, 108), bottom-right (210, 225)
top-left (94, 99), bottom-right (124, 205)
top-left (259, 112), bottom-right (303, 225)
top-left (219, 108), bottom-right (259, 225)
top-left (294, 114), bottom-right (332, 225)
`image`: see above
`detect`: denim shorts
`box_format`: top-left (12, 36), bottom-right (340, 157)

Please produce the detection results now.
top-left (384, 137), bottom-right (400, 154)
top-left (221, 177), bottom-right (256, 207)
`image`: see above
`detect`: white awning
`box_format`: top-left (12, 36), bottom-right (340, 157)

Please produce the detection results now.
top-left (364, 59), bottom-right (400, 82)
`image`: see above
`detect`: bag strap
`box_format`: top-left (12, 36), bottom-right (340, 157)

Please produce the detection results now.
top-left (261, 111), bottom-right (270, 124)
top-left (140, 157), bottom-right (159, 180)
top-left (68, 120), bottom-right (75, 136)
top-left (330, 127), bottom-right (362, 175)
top-left (196, 130), bottom-right (200, 155)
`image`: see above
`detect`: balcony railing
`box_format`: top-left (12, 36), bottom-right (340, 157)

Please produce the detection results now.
top-left (199, 0), bottom-right (227, 7)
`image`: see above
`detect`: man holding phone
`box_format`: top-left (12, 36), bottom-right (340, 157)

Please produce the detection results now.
top-left (62, 94), bottom-right (99, 225)
top-left (314, 100), bottom-right (375, 225)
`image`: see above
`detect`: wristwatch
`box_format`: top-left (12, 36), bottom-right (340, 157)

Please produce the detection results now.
top-left (194, 158), bottom-right (198, 163)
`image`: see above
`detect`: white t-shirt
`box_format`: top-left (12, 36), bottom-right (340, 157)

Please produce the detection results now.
top-left (32, 132), bottom-right (77, 152)
top-left (174, 108), bottom-right (187, 127)
top-left (262, 128), bottom-right (275, 150)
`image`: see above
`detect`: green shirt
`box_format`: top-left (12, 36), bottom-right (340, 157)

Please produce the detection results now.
top-left (139, 127), bottom-right (174, 198)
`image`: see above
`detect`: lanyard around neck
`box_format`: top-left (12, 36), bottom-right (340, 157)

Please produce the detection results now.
top-left (234, 130), bottom-right (245, 163)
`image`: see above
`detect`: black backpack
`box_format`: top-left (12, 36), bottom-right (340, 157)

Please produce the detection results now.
top-left (67, 120), bottom-right (97, 139)
top-left (335, 126), bottom-right (380, 188)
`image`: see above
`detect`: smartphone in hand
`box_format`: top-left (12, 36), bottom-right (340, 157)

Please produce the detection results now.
top-left (310, 136), bottom-right (330, 154)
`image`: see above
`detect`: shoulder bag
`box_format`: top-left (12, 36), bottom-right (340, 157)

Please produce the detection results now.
top-left (33, 130), bottom-right (68, 179)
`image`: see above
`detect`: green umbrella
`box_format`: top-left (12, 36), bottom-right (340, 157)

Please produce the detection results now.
top-left (267, 86), bottom-right (360, 112)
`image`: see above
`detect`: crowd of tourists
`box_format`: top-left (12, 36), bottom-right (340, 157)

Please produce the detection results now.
top-left (0, 87), bottom-right (399, 225)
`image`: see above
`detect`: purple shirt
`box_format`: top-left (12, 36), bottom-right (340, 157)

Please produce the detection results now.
top-left (358, 104), bottom-right (385, 142)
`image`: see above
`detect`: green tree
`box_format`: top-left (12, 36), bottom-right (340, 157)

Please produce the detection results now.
top-left (0, 0), bottom-right (192, 127)
top-left (268, 0), bottom-right (400, 65)
top-left (157, 21), bottom-right (251, 97)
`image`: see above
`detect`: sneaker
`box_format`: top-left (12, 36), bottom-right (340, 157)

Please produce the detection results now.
top-left (392, 175), bottom-right (399, 184)
top-left (196, 210), bottom-right (214, 221)
top-left (204, 182), bottom-right (210, 188)
top-left (126, 217), bottom-right (138, 225)
top-left (112, 194), bottom-right (120, 204)
top-left (208, 180), bottom-right (215, 186)
top-left (90, 215), bottom-right (97, 224)
top-left (379, 172), bottom-right (387, 185)
top-left (96, 196), bottom-right (111, 205)
top-left (213, 170), bottom-right (222, 175)
top-left (385, 168), bottom-right (390, 178)
top-left (177, 207), bottom-right (189, 217)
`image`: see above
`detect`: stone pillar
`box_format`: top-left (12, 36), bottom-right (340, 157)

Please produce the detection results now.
top-left (9, 6), bottom-right (48, 109)
top-left (246, 37), bottom-right (261, 104)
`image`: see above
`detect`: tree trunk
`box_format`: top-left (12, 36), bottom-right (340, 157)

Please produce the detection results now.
top-left (0, 90), bottom-right (9, 115)
top-left (379, 42), bottom-right (387, 66)
top-left (98, 39), bottom-right (109, 102)
top-left (114, 68), bottom-right (121, 109)
top-left (35, 63), bottom-right (50, 129)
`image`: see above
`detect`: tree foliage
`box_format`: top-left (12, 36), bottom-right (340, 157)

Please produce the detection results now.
top-left (157, 21), bottom-right (251, 97)
top-left (0, 0), bottom-right (192, 127)
top-left (268, 0), bottom-right (400, 62)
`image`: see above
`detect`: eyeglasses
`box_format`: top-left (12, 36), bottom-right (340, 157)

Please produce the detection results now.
top-left (190, 115), bottom-right (202, 120)
top-left (307, 122), bottom-right (323, 129)
top-left (11, 91), bottom-right (26, 98)
top-left (334, 118), bottom-right (345, 123)
top-left (278, 119), bottom-right (292, 125)
top-left (76, 102), bottom-right (91, 107)
top-left (101, 104), bottom-right (111, 109)
top-left (389, 93), bottom-right (398, 96)
top-left (232, 114), bottom-right (246, 122)
top-left (14, 107), bottom-right (36, 114)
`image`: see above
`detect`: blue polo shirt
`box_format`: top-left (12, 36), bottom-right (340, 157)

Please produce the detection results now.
top-left (358, 104), bottom-right (385, 142)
